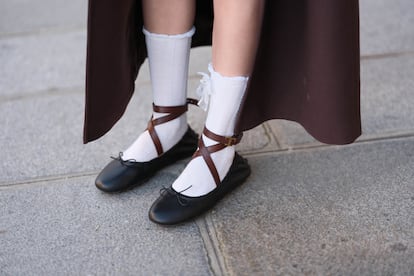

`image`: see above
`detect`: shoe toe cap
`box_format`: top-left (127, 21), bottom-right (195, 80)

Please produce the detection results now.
top-left (148, 192), bottom-right (191, 225)
top-left (95, 160), bottom-right (134, 192)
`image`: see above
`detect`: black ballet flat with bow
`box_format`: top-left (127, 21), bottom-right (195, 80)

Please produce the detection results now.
top-left (148, 127), bottom-right (251, 225)
top-left (95, 99), bottom-right (199, 193)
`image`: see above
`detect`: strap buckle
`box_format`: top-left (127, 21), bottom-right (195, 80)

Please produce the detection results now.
top-left (224, 136), bottom-right (238, 146)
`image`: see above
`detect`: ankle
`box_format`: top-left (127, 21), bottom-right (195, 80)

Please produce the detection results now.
top-left (153, 113), bottom-right (188, 143)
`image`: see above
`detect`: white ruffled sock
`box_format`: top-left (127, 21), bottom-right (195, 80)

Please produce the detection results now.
top-left (172, 64), bottom-right (249, 197)
top-left (121, 27), bottom-right (195, 162)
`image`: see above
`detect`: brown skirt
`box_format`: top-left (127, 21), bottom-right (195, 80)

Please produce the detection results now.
top-left (84, 0), bottom-right (361, 145)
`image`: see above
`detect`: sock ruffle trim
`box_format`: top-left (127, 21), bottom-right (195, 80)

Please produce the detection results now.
top-left (196, 63), bottom-right (249, 111)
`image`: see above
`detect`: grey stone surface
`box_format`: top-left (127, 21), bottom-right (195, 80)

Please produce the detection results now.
top-left (188, 47), bottom-right (212, 78)
top-left (0, 29), bottom-right (209, 99)
top-left (360, 55), bottom-right (414, 136)
top-left (360, 0), bottom-right (414, 56)
top-left (209, 137), bottom-right (414, 275)
top-left (2, 0), bottom-right (413, 97)
top-left (268, 54), bottom-right (414, 148)
top-left (0, 91), bottom-right (145, 184)
top-left (0, 174), bottom-right (211, 275)
top-left (0, 78), bottom-right (270, 184)
top-left (0, 31), bottom-right (86, 97)
top-left (4, 0), bottom-right (414, 58)
top-left (0, 0), bottom-right (87, 36)
top-left (267, 120), bottom-right (320, 149)
top-left (2, 0), bottom-right (414, 275)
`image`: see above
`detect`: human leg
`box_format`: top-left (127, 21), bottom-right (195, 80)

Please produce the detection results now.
top-left (150, 0), bottom-right (265, 224)
top-left (212, 0), bottom-right (265, 76)
top-left (95, 0), bottom-right (197, 192)
top-left (142, 0), bottom-right (195, 35)
top-left (121, 0), bottom-right (196, 162)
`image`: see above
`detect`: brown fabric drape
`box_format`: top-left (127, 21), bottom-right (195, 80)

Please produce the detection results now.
top-left (84, 0), bottom-right (361, 145)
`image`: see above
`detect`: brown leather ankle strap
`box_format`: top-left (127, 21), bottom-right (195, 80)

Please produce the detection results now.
top-left (192, 127), bottom-right (243, 186)
top-left (147, 98), bottom-right (198, 156)
top-left (203, 127), bottom-right (243, 147)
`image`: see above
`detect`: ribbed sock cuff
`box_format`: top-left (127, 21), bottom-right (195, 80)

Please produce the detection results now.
top-left (142, 26), bottom-right (196, 39)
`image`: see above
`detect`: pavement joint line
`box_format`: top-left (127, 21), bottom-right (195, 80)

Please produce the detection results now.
top-left (0, 171), bottom-right (97, 189)
top-left (0, 79), bottom-right (199, 103)
top-left (261, 123), bottom-right (282, 150)
top-left (258, 129), bottom-right (414, 153)
top-left (195, 217), bottom-right (226, 276)
top-left (235, 124), bottom-right (279, 155)
top-left (361, 50), bottom-right (414, 60)
top-left (242, 131), bottom-right (414, 158)
top-left (2, 23), bottom-right (413, 62)
top-left (2, 131), bottom-right (413, 189)
top-left (0, 86), bottom-right (84, 103)
top-left (263, 122), bottom-right (283, 149)
top-left (0, 25), bottom-right (86, 40)
top-left (356, 130), bottom-right (414, 143)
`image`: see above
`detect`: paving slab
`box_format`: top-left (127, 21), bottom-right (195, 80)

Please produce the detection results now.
top-left (0, 0), bottom-right (87, 36)
top-left (0, 91), bottom-right (143, 184)
top-left (268, 54), bottom-right (414, 148)
top-left (266, 120), bottom-right (319, 149)
top-left (3, 0), bottom-right (413, 57)
top-left (0, 173), bottom-right (212, 275)
top-left (208, 137), bottom-right (414, 275)
top-left (0, 31), bottom-right (86, 97)
top-left (0, 29), bottom-right (210, 99)
top-left (360, 55), bottom-right (414, 135)
top-left (360, 0), bottom-right (414, 56)
top-left (0, 78), bottom-right (270, 184)
top-left (2, 0), bottom-right (413, 97)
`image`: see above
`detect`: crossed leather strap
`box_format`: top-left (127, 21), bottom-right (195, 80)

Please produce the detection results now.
top-left (193, 127), bottom-right (242, 186)
top-left (147, 98), bottom-right (199, 156)
top-left (147, 97), bottom-right (243, 186)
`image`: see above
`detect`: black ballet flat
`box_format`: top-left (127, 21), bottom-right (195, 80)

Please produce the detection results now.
top-left (149, 128), bottom-right (251, 225)
top-left (95, 99), bottom-right (199, 193)
top-left (95, 127), bottom-right (198, 193)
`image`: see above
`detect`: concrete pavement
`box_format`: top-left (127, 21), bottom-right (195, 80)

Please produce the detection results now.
top-left (1, 0), bottom-right (413, 275)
